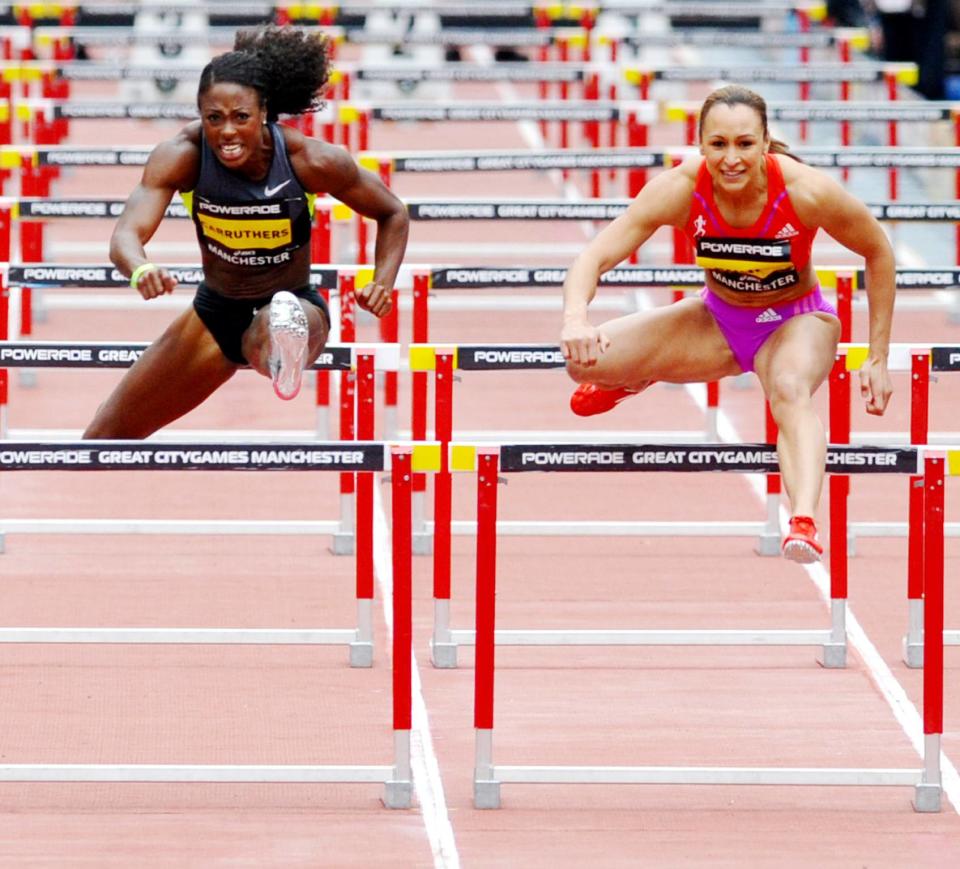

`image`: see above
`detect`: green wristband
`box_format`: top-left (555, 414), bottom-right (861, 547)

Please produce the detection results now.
top-left (130, 262), bottom-right (157, 288)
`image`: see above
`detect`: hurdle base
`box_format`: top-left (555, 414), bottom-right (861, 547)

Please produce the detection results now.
top-left (819, 642), bottom-right (847, 669)
top-left (902, 638), bottom-right (923, 669)
top-left (913, 782), bottom-right (942, 813)
top-left (430, 640), bottom-right (458, 669)
top-left (753, 532), bottom-right (782, 557)
top-left (330, 533), bottom-right (355, 556)
top-left (0, 533), bottom-right (5, 555)
top-left (382, 779), bottom-right (413, 809)
top-left (412, 531), bottom-right (433, 556)
top-left (474, 779), bottom-right (502, 809)
top-left (349, 641), bottom-right (374, 668)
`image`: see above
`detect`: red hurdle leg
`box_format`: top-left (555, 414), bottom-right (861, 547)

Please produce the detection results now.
top-left (826, 353), bottom-right (850, 668)
top-left (411, 273), bottom-right (430, 500)
top-left (474, 448), bottom-right (501, 809)
top-left (333, 275), bottom-right (357, 555)
top-left (431, 351), bottom-right (456, 667)
top-left (904, 351), bottom-right (930, 666)
top-left (352, 352), bottom-right (376, 667)
top-left (915, 453), bottom-right (944, 812)
top-left (387, 448), bottom-right (413, 809)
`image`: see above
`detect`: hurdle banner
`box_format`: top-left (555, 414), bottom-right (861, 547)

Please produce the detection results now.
top-left (2, 262), bottom-right (341, 291)
top-left (0, 441), bottom-right (421, 806)
top-left (933, 347), bottom-right (960, 371)
top-left (366, 145), bottom-right (960, 174)
top-left (496, 443), bottom-right (918, 473)
top-left (668, 99), bottom-right (960, 124)
top-left (0, 340), bottom-right (355, 370)
top-left (646, 62), bottom-right (916, 86)
top-left (455, 444), bottom-right (946, 812)
top-left (11, 190), bottom-right (960, 226)
top-left (0, 441), bottom-right (383, 470)
top-left (407, 198), bottom-right (960, 223)
top-left (429, 266), bottom-right (707, 289)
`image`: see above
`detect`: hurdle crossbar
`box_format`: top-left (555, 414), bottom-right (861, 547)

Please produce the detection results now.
top-left (459, 444), bottom-right (945, 812)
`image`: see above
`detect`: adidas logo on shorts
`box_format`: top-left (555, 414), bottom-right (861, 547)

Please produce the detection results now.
top-left (755, 307), bottom-right (783, 324)
top-left (775, 223), bottom-right (799, 239)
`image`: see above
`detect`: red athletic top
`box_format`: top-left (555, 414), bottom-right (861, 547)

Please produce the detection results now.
top-left (683, 154), bottom-right (817, 296)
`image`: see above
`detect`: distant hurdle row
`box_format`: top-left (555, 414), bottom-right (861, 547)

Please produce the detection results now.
top-left (0, 57), bottom-right (917, 140)
top-left (11, 13), bottom-right (871, 65)
top-left (0, 0), bottom-right (831, 33)
top-left (444, 441), bottom-right (950, 811)
top-left (0, 439), bottom-right (425, 807)
top-left (10, 94), bottom-right (956, 165)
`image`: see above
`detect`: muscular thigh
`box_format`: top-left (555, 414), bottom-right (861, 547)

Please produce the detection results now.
top-left (754, 313), bottom-right (840, 395)
top-left (583, 297), bottom-right (742, 384)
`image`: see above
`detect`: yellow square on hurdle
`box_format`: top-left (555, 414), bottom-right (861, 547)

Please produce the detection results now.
top-left (412, 444), bottom-right (441, 472)
top-left (845, 346), bottom-right (869, 371)
top-left (948, 450), bottom-right (960, 477)
top-left (408, 346), bottom-right (436, 371)
top-left (354, 267), bottom-right (374, 288)
top-left (450, 445), bottom-right (477, 472)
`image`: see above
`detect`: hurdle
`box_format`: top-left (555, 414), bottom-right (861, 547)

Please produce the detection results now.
top-left (454, 442), bottom-right (946, 812)
top-left (422, 342), bottom-right (912, 667)
top-left (0, 439), bottom-right (418, 806)
top-left (0, 340), bottom-right (402, 657)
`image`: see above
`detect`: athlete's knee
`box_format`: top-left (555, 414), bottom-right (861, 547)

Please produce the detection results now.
top-left (764, 370), bottom-right (814, 412)
top-left (565, 360), bottom-right (608, 386)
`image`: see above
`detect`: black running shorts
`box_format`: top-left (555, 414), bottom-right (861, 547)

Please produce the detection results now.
top-left (192, 282), bottom-right (331, 365)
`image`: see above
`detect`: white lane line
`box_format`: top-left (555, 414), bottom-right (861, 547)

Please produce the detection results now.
top-left (373, 483), bottom-right (461, 868)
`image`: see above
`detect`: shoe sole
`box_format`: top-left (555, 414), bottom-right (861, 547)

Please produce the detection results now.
top-left (782, 540), bottom-right (822, 564)
top-left (268, 292), bottom-right (309, 400)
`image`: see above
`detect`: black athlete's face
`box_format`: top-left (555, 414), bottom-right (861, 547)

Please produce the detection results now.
top-left (199, 82), bottom-right (268, 171)
top-left (699, 103), bottom-right (769, 195)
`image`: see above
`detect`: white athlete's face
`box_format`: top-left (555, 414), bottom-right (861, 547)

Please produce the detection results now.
top-left (199, 82), bottom-right (268, 172)
top-left (699, 103), bottom-right (768, 194)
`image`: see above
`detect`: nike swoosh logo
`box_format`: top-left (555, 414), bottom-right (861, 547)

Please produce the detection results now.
top-left (264, 180), bottom-right (291, 197)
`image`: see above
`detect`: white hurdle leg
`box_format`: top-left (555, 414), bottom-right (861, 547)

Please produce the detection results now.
top-left (474, 729), bottom-right (501, 809)
top-left (820, 598), bottom-right (847, 669)
top-left (914, 733), bottom-right (942, 812)
top-left (430, 598), bottom-right (457, 668)
top-left (903, 598), bottom-right (924, 668)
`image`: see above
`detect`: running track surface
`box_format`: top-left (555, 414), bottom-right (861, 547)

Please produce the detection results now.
top-left (2, 41), bottom-right (960, 869)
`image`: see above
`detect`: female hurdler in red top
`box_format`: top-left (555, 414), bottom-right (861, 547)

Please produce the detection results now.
top-left (561, 85), bottom-right (895, 564)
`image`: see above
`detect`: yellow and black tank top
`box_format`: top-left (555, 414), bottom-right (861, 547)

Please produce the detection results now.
top-left (181, 123), bottom-right (316, 296)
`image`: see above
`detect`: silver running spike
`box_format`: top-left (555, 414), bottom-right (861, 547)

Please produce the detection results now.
top-left (268, 291), bottom-right (309, 400)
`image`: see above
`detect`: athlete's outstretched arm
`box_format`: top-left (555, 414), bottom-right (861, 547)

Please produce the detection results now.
top-left (793, 166), bottom-right (895, 415)
top-left (561, 162), bottom-right (696, 366)
top-left (110, 133), bottom-right (198, 300)
top-left (292, 135), bottom-right (409, 317)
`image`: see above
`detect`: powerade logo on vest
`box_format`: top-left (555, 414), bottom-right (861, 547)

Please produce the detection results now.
top-left (195, 198), bottom-right (297, 266)
top-left (695, 236), bottom-right (799, 293)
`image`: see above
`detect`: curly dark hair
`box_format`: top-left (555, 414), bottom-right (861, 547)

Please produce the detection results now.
top-left (197, 26), bottom-right (330, 122)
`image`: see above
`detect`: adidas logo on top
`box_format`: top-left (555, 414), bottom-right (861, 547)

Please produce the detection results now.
top-left (775, 223), bottom-right (799, 239)
top-left (755, 308), bottom-right (783, 324)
